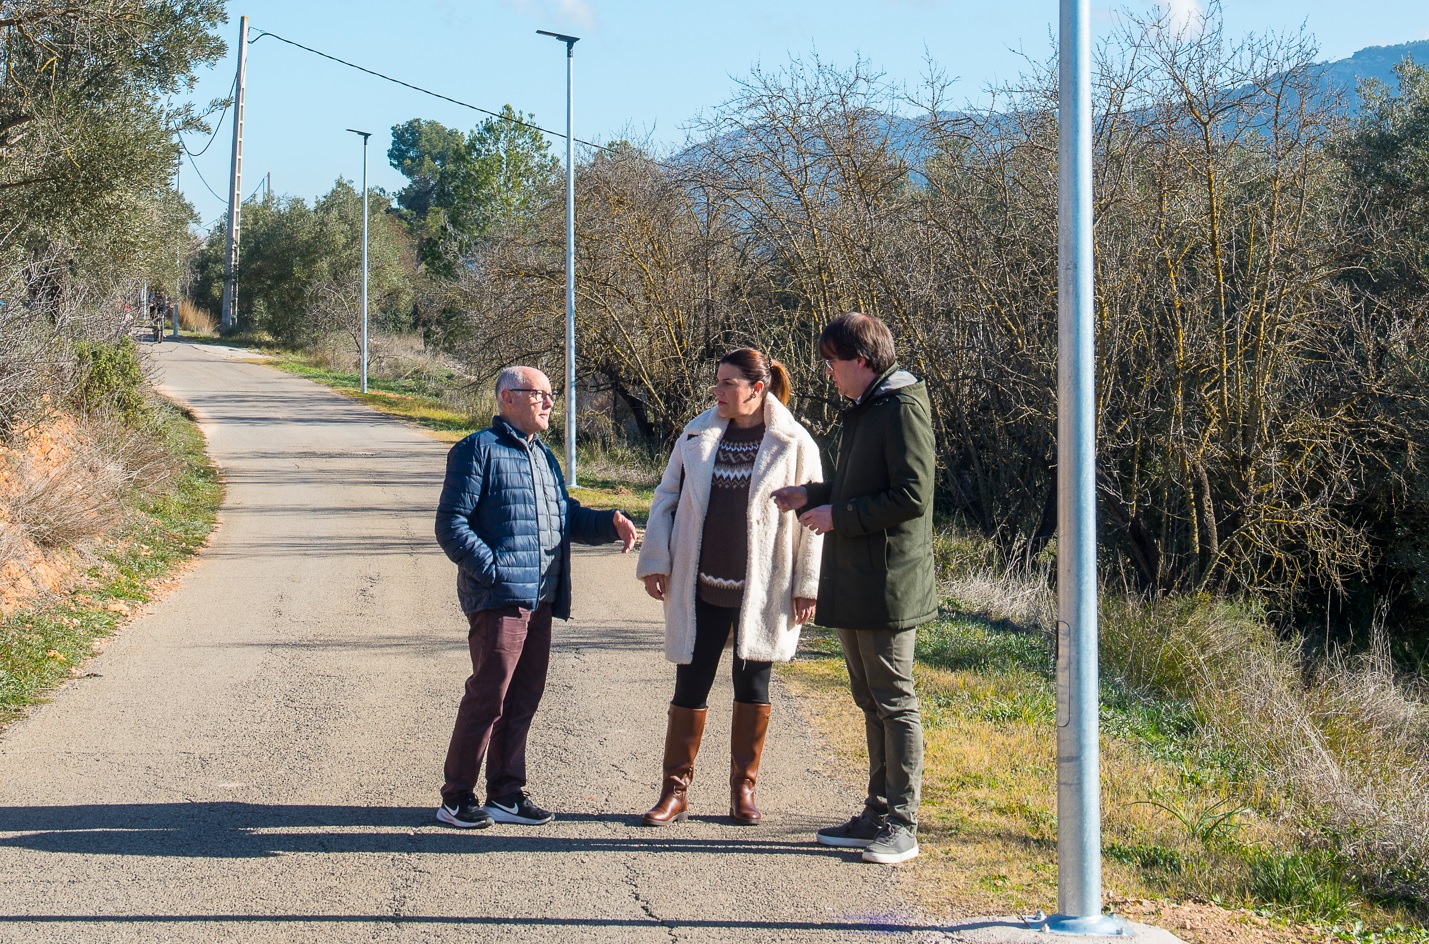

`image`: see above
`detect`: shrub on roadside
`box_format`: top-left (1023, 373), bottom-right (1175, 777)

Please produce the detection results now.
top-left (2, 413), bottom-right (178, 556)
top-left (0, 302), bottom-right (66, 441)
top-left (70, 337), bottom-right (147, 427)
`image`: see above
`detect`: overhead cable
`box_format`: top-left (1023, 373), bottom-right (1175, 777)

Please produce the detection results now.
top-left (248, 28), bottom-right (615, 154)
top-left (180, 73), bottom-right (239, 158)
top-left (185, 150), bottom-right (227, 204)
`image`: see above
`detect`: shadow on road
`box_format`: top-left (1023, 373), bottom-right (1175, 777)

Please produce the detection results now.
top-left (0, 912), bottom-right (950, 936)
top-left (0, 804), bottom-right (843, 860)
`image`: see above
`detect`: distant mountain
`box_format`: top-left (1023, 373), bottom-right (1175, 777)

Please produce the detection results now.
top-left (1318, 39), bottom-right (1429, 110)
top-left (680, 39), bottom-right (1429, 177)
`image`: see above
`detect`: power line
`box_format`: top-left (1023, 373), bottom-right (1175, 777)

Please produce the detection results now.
top-left (179, 73), bottom-right (239, 158)
top-left (184, 149), bottom-right (265, 210)
top-left (185, 150), bottom-right (227, 204)
top-left (248, 28), bottom-right (616, 154)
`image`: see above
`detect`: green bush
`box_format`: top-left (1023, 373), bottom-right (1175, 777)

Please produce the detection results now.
top-left (70, 337), bottom-right (147, 427)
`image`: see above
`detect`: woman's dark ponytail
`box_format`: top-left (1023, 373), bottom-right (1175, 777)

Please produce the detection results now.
top-left (719, 348), bottom-right (791, 405)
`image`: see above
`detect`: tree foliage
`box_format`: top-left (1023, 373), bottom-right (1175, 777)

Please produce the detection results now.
top-left (1334, 57), bottom-right (1429, 631)
top-left (192, 181), bottom-right (414, 348)
top-left (0, 1), bottom-right (226, 437)
top-left (1, 1), bottom-right (223, 271)
top-left (388, 107), bottom-right (559, 278)
top-left (432, 9), bottom-right (1429, 661)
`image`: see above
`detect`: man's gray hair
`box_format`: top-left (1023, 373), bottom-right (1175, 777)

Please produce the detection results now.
top-left (495, 367), bottom-right (529, 398)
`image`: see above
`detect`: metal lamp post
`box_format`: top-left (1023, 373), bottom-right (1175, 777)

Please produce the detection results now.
top-left (537, 28), bottom-right (579, 486)
top-left (1040, 0), bottom-right (1127, 935)
top-left (347, 129), bottom-right (372, 394)
top-left (174, 151), bottom-right (183, 339)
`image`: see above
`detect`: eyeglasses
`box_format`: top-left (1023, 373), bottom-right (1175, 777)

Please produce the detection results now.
top-left (509, 388), bottom-right (558, 403)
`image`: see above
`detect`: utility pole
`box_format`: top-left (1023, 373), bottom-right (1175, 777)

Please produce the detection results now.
top-left (347, 129), bottom-right (372, 394)
top-left (537, 29), bottom-right (579, 486)
top-left (221, 15), bottom-right (249, 331)
top-left (174, 154), bottom-right (182, 338)
top-left (1041, 0), bottom-right (1127, 936)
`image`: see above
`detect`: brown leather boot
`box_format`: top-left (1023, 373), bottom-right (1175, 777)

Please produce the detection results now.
top-left (641, 705), bottom-right (707, 826)
top-left (729, 701), bottom-right (771, 825)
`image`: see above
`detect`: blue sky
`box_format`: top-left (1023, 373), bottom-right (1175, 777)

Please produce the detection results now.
top-left (175, 1), bottom-right (1429, 228)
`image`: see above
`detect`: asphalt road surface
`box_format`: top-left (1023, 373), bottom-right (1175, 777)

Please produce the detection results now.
top-left (0, 340), bottom-right (944, 943)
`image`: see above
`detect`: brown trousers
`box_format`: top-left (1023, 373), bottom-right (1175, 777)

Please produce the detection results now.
top-left (441, 603), bottom-right (553, 802)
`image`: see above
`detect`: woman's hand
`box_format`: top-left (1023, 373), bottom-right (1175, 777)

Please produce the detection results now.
top-left (792, 596), bottom-right (816, 625)
top-left (770, 485), bottom-right (808, 513)
top-left (643, 574), bottom-right (668, 601)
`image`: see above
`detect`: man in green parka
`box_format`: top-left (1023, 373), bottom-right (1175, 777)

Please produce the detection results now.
top-left (773, 312), bottom-right (935, 865)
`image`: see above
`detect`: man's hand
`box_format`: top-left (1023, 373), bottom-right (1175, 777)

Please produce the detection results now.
top-left (793, 596), bottom-right (816, 625)
top-left (798, 504), bottom-right (834, 535)
top-left (770, 485), bottom-right (808, 513)
top-left (643, 573), bottom-right (667, 601)
top-left (613, 511), bottom-right (637, 552)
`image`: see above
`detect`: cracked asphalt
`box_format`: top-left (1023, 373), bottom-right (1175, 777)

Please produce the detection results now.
top-left (0, 340), bottom-right (937, 943)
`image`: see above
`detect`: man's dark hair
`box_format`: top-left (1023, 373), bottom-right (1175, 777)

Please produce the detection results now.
top-left (818, 312), bottom-right (896, 374)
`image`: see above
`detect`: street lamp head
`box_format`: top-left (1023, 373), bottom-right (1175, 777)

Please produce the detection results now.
top-left (346, 128), bottom-right (372, 142)
top-left (536, 29), bottom-right (580, 49)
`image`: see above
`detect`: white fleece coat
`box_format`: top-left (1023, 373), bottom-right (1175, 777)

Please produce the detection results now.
top-left (636, 396), bottom-right (823, 664)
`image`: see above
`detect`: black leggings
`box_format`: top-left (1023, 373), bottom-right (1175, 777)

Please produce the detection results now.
top-left (671, 599), bottom-right (772, 709)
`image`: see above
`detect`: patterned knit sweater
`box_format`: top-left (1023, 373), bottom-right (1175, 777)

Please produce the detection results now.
top-left (697, 421), bottom-right (765, 608)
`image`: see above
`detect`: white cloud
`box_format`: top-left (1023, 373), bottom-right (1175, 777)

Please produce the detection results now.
top-left (1161, 0), bottom-right (1204, 37)
top-left (499, 0), bottom-right (599, 33)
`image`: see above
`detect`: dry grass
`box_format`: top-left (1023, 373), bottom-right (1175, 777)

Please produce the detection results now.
top-left (177, 299), bottom-right (217, 335)
top-left (0, 398), bottom-right (222, 722)
top-left (783, 631), bottom-right (1293, 929)
top-left (940, 563), bottom-right (1056, 635)
top-left (6, 459), bottom-right (112, 549)
top-left (272, 333), bottom-right (494, 435)
top-left (1101, 595), bottom-right (1429, 909)
top-left (778, 532), bottom-right (1429, 937)
top-left (1, 413), bottom-right (178, 570)
top-left (938, 548), bottom-right (1429, 910)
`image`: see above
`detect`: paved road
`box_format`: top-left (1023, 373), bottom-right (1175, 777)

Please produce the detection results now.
top-left (0, 340), bottom-right (938, 943)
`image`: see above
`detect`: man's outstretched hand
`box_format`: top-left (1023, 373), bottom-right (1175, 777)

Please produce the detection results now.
top-left (613, 511), bottom-right (637, 552)
top-left (798, 505), bottom-right (834, 535)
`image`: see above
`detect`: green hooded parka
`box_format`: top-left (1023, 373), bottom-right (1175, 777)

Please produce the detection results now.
top-left (804, 365), bottom-right (937, 631)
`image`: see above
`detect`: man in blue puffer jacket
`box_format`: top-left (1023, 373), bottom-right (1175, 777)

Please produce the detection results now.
top-left (435, 365), bottom-right (636, 829)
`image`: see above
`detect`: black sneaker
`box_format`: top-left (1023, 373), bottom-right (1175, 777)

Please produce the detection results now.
top-left (484, 791), bottom-right (555, 825)
top-left (861, 820), bottom-right (919, 864)
top-left (815, 810), bottom-right (886, 848)
top-left (436, 794), bottom-right (494, 829)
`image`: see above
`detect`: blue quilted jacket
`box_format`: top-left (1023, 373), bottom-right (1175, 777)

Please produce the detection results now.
top-left (435, 416), bottom-right (618, 618)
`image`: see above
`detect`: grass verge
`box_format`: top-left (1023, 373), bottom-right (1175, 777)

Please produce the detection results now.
top-left (0, 400), bottom-right (222, 725)
top-left (253, 352), bottom-right (482, 441)
top-left (781, 594), bottom-right (1429, 943)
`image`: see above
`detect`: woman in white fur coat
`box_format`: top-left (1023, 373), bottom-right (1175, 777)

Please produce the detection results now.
top-left (636, 347), bottom-right (823, 827)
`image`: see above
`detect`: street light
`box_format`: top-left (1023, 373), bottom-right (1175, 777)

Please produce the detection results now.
top-left (537, 28), bottom-right (579, 486)
top-left (347, 128), bottom-right (372, 394)
top-left (1045, 0), bottom-right (1127, 935)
